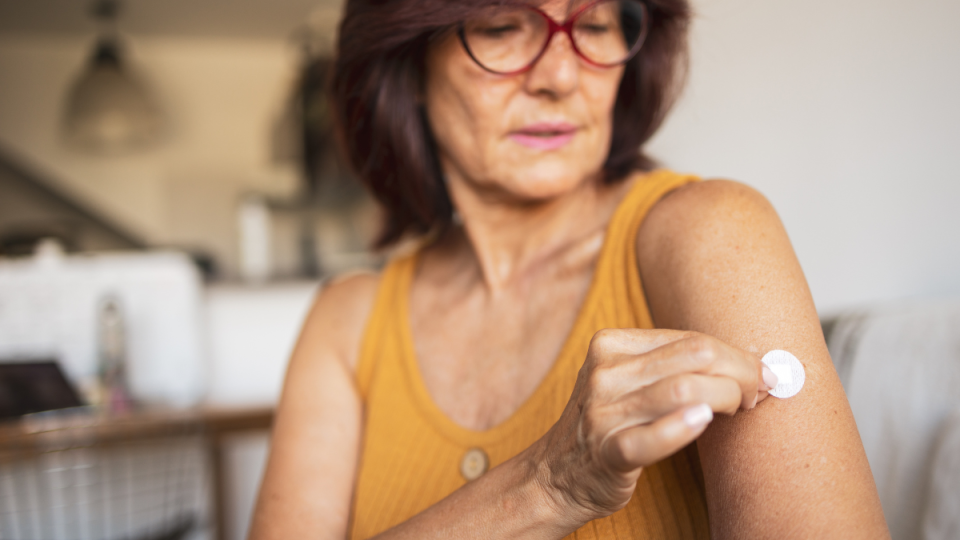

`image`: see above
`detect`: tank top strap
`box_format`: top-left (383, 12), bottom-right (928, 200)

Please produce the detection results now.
top-left (355, 252), bottom-right (416, 400)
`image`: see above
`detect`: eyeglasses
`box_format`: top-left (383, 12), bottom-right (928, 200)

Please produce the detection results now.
top-left (458, 0), bottom-right (649, 76)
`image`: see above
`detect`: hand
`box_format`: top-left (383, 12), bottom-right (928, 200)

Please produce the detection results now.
top-left (531, 329), bottom-right (775, 525)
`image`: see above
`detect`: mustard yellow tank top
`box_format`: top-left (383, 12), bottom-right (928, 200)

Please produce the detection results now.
top-left (351, 170), bottom-right (709, 539)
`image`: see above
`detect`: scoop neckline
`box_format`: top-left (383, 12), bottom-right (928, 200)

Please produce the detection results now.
top-left (394, 171), bottom-right (658, 447)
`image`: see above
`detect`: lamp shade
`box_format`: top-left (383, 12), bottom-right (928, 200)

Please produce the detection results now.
top-left (62, 37), bottom-right (163, 154)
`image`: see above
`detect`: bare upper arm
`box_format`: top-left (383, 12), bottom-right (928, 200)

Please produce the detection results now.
top-left (249, 272), bottom-right (379, 540)
top-left (636, 180), bottom-right (887, 538)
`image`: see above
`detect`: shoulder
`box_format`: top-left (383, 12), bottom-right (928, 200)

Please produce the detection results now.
top-left (298, 270), bottom-right (381, 372)
top-left (635, 179), bottom-right (802, 329)
top-left (317, 270), bottom-right (381, 312)
top-left (656, 177), bottom-right (773, 214)
top-left (637, 179), bottom-right (786, 267)
top-left (639, 178), bottom-right (780, 241)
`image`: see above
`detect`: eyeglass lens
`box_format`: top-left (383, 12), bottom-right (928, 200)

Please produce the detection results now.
top-left (462, 0), bottom-right (646, 74)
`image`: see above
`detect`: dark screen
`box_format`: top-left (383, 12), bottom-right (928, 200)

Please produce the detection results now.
top-left (0, 361), bottom-right (84, 420)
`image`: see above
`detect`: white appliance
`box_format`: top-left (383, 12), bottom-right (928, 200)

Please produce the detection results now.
top-left (0, 244), bottom-right (206, 407)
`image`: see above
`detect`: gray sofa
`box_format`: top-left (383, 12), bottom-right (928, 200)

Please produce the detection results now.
top-left (823, 299), bottom-right (960, 540)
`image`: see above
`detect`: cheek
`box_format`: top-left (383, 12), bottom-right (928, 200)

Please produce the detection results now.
top-left (583, 68), bottom-right (623, 140)
top-left (428, 82), bottom-right (502, 154)
top-left (425, 56), bottom-right (516, 177)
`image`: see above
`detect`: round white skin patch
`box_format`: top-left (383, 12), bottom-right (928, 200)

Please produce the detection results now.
top-left (761, 350), bottom-right (805, 399)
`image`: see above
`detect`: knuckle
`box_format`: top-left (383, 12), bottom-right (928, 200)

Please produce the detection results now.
top-left (589, 328), bottom-right (618, 353)
top-left (594, 328), bottom-right (617, 340)
top-left (683, 335), bottom-right (717, 363)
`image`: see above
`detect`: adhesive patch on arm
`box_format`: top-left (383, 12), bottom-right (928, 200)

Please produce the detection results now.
top-left (761, 350), bottom-right (805, 399)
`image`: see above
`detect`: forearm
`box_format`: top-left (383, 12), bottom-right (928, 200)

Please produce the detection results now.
top-left (371, 442), bottom-right (580, 540)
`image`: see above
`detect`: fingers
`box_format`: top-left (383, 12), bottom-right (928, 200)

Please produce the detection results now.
top-left (615, 374), bottom-right (743, 425)
top-left (644, 337), bottom-right (764, 409)
top-left (587, 328), bottom-right (691, 358)
top-left (602, 404), bottom-right (713, 472)
top-left (585, 374), bottom-right (738, 451)
top-left (588, 331), bottom-right (768, 410)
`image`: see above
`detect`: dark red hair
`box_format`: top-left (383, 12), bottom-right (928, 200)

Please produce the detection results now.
top-left (332, 0), bottom-right (691, 247)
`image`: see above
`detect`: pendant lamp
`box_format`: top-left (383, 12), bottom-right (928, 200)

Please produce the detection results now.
top-left (62, 0), bottom-right (164, 154)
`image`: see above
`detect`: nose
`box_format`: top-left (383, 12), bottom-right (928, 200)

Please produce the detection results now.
top-left (522, 30), bottom-right (580, 99)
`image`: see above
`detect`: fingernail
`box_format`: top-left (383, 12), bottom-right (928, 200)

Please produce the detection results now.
top-left (683, 403), bottom-right (713, 429)
top-left (762, 365), bottom-right (779, 390)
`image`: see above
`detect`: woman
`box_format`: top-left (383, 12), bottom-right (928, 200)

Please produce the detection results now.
top-left (250, 0), bottom-right (888, 538)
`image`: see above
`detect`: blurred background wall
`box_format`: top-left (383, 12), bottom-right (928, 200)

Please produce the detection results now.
top-left (649, 0), bottom-right (960, 314)
top-left (0, 35), bottom-right (301, 277)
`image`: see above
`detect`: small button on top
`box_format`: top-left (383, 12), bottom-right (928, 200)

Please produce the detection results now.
top-left (460, 448), bottom-right (489, 481)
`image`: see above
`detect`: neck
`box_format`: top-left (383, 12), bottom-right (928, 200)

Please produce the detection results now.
top-left (440, 172), bottom-right (627, 294)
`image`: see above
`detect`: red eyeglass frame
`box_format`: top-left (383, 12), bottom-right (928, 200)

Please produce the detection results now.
top-left (457, 0), bottom-right (650, 76)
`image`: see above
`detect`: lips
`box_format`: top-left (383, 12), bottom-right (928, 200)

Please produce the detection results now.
top-left (508, 122), bottom-right (578, 151)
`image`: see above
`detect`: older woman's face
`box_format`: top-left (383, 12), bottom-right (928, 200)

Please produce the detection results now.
top-left (424, 0), bottom-right (625, 202)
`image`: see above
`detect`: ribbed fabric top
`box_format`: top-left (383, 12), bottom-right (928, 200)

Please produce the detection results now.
top-left (350, 170), bottom-right (709, 539)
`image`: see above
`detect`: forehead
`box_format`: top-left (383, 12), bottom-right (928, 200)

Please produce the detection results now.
top-left (528, 0), bottom-right (594, 20)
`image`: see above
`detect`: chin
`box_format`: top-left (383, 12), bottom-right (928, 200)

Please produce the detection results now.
top-left (498, 161), bottom-right (597, 202)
